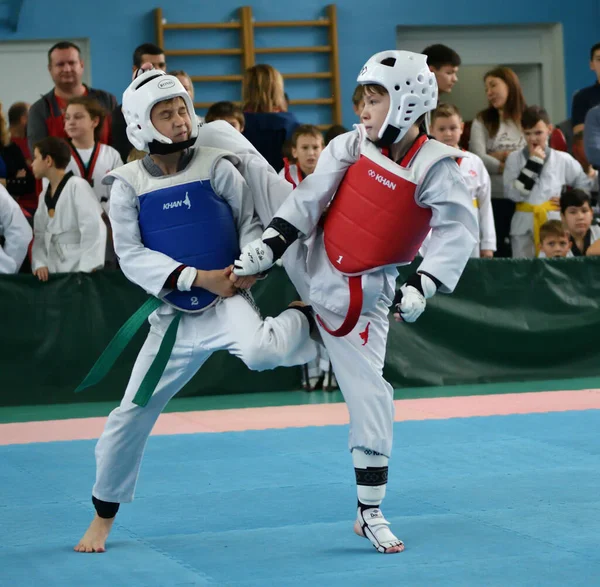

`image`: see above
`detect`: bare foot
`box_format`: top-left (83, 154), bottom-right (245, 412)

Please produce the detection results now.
top-left (74, 514), bottom-right (115, 553)
top-left (354, 508), bottom-right (405, 554)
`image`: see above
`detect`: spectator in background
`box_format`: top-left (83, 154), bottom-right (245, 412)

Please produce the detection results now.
top-left (504, 106), bottom-right (596, 258)
top-left (560, 188), bottom-right (600, 256)
top-left (571, 44), bottom-right (600, 139)
top-left (31, 137), bottom-right (106, 281)
top-left (205, 101), bottom-right (245, 132)
top-left (0, 183), bottom-right (32, 274)
top-left (469, 66), bottom-right (526, 257)
top-left (63, 97), bottom-right (123, 214)
top-left (63, 97), bottom-right (122, 269)
top-left (0, 102), bottom-right (36, 212)
top-left (168, 70), bottom-right (194, 100)
top-left (28, 42), bottom-right (116, 153)
top-left (324, 124), bottom-right (348, 145)
top-left (279, 124), bottom-right (324, 187)
top-left (569, 43), bottom-right (600, 173)
top-left (422, 44), bottom-right (461, 96)
top-left (242, 64), bottom-right (299, 172)
top-left (583, 103), bottom-right (600, 169)
top-left (351, 84), bottom-right (364, 118)
top-left (537, 220), bottom-right (572, 258)
top-left (429, 103), bottom-right (496, 258)
top-left (8, 102), bottom-right (31, 164)
top-left (111, 43), bottom-right (167, 162)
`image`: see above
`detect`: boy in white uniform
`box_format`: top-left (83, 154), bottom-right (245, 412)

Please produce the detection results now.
top-left (234, 51), bottom-right (478, 554)
top-left (31, 137), bottom-right (106, 280)
top-left (0, 184), bottom-right (32, 273)
top-left (428, 103), bottom-right (496, 257)
top-left (504, 105), bottom-right (597, 257)
top-left (74, 71), bottom-right (316, 553)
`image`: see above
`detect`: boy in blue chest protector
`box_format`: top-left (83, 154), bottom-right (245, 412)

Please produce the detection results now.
top-left (74, 70), bottom-right (317, 553)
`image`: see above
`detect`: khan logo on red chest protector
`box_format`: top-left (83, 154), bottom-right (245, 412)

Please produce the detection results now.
top-left (367, 168), bottom-right (396, 190)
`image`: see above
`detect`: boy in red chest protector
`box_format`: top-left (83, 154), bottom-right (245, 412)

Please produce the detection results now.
top-left (234, 50), bottom-right (478, 553)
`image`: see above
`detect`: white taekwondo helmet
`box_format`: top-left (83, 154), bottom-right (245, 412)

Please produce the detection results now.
top-left (122, 69), bottom-right (199, 153)
top-left (357, 50), bottom-right (438, 144)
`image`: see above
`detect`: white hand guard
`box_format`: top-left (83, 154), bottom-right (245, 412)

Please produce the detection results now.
top-left (394, 273), bottom-right (437, 323)
top-left (233, 235), bottom-right (275, 276)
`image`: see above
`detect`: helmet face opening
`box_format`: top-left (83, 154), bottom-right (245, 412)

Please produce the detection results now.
top-left (357, 50), bottom-right (438, 145)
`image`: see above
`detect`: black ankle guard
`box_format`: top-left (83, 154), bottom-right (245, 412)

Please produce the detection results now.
top-left (92, 495), bottom-right (120, 519)
top-left (355, 466), bottom-right (388, 487)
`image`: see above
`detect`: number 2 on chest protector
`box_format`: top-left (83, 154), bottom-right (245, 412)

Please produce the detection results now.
top-left (191, 296), bottom-right (199, 306)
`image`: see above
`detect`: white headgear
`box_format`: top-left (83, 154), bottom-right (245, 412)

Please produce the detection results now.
top-left (122, 69), bottom-right (198, 154)
top-left (357, 50), bottom-right (438, 145)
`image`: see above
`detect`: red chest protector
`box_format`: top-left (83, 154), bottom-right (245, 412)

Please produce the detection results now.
top-left (323, 134), bottom-right (432, 276)
top-left (316, 134), bottom-right (461, 337)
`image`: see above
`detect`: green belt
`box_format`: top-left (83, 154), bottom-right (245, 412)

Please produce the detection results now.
top-left (75, 297), bottom-right (182, 407)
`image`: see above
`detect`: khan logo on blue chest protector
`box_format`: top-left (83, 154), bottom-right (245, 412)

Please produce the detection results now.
top-left (163, 192), bottom-right (191, 211)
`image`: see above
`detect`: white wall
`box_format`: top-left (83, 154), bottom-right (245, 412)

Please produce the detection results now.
top-left (0, 39), bottom-right (91, 110)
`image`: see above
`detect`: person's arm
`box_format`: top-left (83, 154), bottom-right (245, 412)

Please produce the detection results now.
top-left (416, 158), bottom-right (478, 293)
top-left (503, 150), bottom-right (539, 202)
top-left (476, 162), bottom-right (496, 254)
top-left (0, 187), bottom-right (32, 274)
top-left (73, 181), bottom-right (107, 273)
top-left (271, 129), bottom-right (361, 236)
top-left (232, 129), bottom-right (360, 276)
top-left (211, 157), bottom-right (263, 248)
top-left (468, 118), bottom-right (502, 174)
top-left (565, 152), bottom-right (597, 192)
top-left (31, 187), bottom-right (49, 272)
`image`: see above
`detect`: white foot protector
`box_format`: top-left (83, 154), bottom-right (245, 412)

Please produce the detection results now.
top-left (354, 507), bottom-right (404, 554)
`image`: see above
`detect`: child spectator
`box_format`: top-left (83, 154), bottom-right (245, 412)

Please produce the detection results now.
top-left (430, 103), bottom-right (496, 257)
top-left (538, 220), bottom-right (572, 258)
top-left (422, 44), bottom-right (461, 96)
top-left (205, 101), bottom-right (245, 132)
top-left (0, 101), bottom-right (36, 212)
top-left (504, 106), bottom-right (597, 257)
top-left (31, 137), bottom-right (106, 280)
top-left (8, 102), bottom-right (31, 164)
top-left (560, 188), bottom-right (600, 256)
top-left (64, 97), bottom-right (123, 214)
top-left (279, 124), bottom-right (324, 187)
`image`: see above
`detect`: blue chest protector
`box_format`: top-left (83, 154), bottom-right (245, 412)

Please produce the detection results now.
top-left (138, 180), bottom-right (239, 312)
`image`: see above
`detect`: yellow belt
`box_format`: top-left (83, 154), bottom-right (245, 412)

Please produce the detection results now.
top-left (473, 199), bottom-right (479, 208)
top-left (515, 200), bottom-right (559, 254)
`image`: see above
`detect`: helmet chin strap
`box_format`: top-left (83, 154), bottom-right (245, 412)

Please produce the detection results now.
top-left (148, 137), bottom-right (196, 155)
top-left (374, 125), bottom-right (401, 148)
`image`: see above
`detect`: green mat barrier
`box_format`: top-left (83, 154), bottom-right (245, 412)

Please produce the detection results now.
top-left (2, 257), bottom-right (600, 407)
